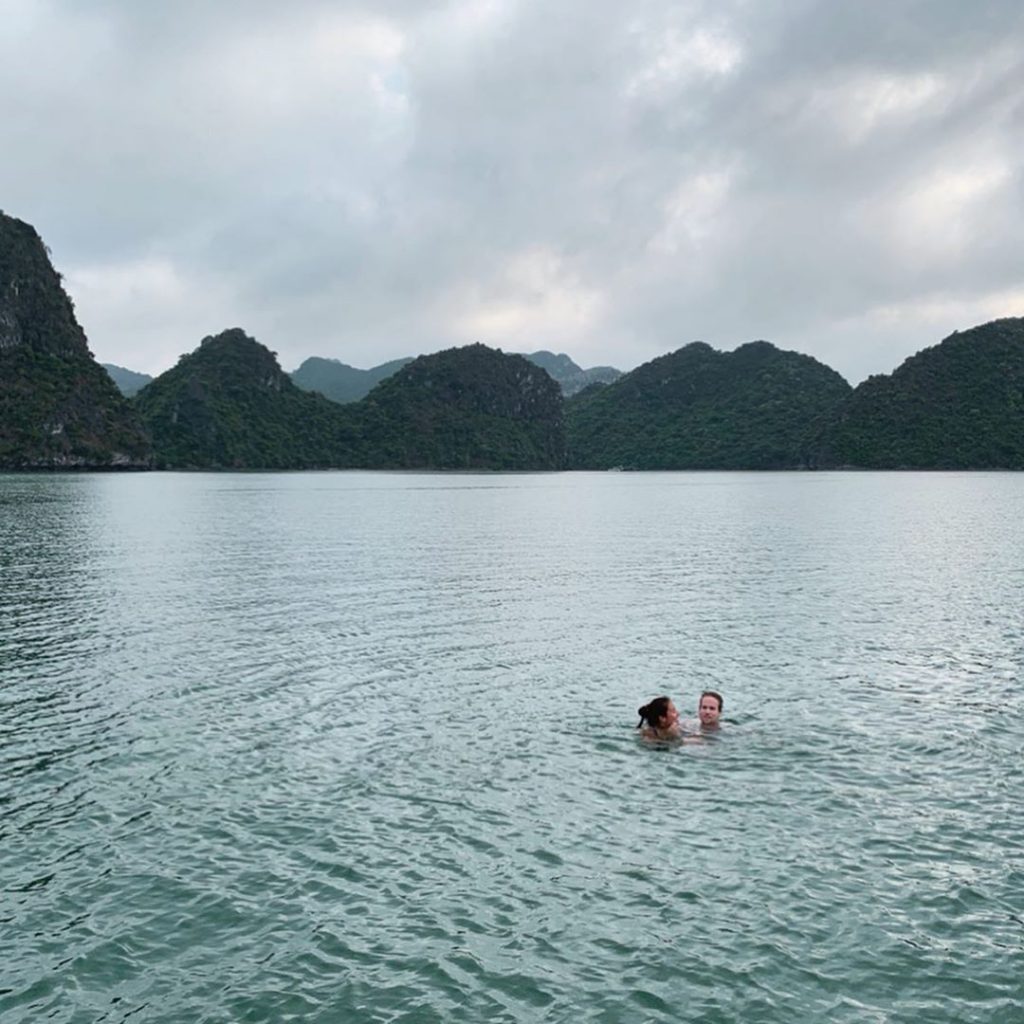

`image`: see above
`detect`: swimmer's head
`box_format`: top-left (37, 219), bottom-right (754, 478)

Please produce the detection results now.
top-left (637, 696), bottom-right (679, 731)
top-left (698, 691), bottom-right (722, 728)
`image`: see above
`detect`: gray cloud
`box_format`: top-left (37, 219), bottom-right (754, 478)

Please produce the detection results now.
top-left (1, 0), bottom-right (1021, 381)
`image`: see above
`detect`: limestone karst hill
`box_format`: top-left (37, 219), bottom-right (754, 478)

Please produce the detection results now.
top-left (520, 351), bottom-right (622, 397)
top-left (0, 212), bottom-right (151, 468)
top-left (360, 343), bottom-right (566, 469)
top-left (289, 349), bottom-right (619, 404)
top-left (567, 340), bottom-right (851, 469)
top-left (134, 329), bottom-right (360, 469)
top-left (810, 318), bottom-right (1024, 469)
top-left (136, 334), bottom-right (566, 470)
top-left (6, 207), bottom-right (1020, 474)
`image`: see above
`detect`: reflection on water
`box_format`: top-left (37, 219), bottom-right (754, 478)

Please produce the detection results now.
top-left (2, 471), bottom-right (1023, 1023)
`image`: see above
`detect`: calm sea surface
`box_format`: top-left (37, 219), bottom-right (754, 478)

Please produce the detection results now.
top-left (3, 471), bottom-right (1023, 1023)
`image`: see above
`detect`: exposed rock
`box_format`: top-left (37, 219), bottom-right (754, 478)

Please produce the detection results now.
top-left (0, 212), bottom-right (151, 469)
top-left (522, 350), bottom-right (622, 396)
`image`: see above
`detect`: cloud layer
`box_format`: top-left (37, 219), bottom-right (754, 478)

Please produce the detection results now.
top-left (2, 0), bottom-right (1022, 381)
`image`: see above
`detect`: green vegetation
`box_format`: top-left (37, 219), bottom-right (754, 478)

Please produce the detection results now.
top-left (135, 335), bottom-right (565, 470)
top-left (360, 344), bottom-right (565, 469)
top-left (290, 355), bottom-right (413, 404)
top-left (812, 318), bottom-right (1024, 468)
top-left (567, 341), bottom-right (851, 469)
top-left (290, 350), bottom-right (620, 405)
top-left (103, 363), bottom-right (154, 398)
top-left (5, 201), bottom-right (1021, 473)
top-left (0, 211), bottom-right (151, 468)
top-left (134, 329), bottom-right (361, 469)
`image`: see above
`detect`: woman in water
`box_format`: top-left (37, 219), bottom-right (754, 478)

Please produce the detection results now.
top-left (636, 696), bottom-right (681, 740)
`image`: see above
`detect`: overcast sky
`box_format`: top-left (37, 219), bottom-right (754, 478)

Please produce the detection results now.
top-left (2, 0), bottom-right (1022, 383)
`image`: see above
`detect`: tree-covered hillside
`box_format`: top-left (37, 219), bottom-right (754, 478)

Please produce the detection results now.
top-left (567, 341), bottom-right (851, 469)
top-left (0, 212), bottom-right (151, 468)
top-left (359, 344), bottom-right (566, 469)
top-left (812, 318), bottom-right (1024, 468)
top-left (136, 336), bottom-right (565, 470)
top-left (290, 349), bottom-right (621, 404)
top-left (134, 329), bottom-right (361, 469)
top-left (8, 204), bottom-right (1017, 475)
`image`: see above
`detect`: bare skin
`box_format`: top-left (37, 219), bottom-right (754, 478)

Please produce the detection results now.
top-left (698, 693), bottom-right (721, 730)
top-left (640, 699), bottom-right (681, 741)
top-left (680, 693), bottom-right (724, 736)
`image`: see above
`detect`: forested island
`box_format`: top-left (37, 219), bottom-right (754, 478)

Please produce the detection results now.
top-left (136, 330), bottom-right (565, 470)
top-left (566, 341), bottom-right (852, 470)
top-left (3, 209), bottom-right (1024, 471)
top-left (0, 215), bottom-right (150, 468)
top-left (289, 350), bottom-right (619, 403)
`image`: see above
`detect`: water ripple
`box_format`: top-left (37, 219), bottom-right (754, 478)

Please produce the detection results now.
top-left (2, 472), bottom-right (1023, 1022)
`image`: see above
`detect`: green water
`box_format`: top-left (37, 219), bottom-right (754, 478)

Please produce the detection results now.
top-left (3, 471), bottom-right (1022, 1023)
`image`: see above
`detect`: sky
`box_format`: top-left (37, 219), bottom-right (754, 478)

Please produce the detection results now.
top-left (2, 0), bottom-right (1022, 384)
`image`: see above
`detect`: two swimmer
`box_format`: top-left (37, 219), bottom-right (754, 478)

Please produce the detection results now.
top-left (636, 691), bottom-right (723, 741)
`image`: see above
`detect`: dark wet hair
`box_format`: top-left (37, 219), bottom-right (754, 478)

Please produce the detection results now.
top-left (637, 696), bottom-right (672, 729)
top-left (700, 690), bottom-right (723, 711)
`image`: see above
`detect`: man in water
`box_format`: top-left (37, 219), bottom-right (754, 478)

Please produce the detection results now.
top-left (681, 691), bottom-right (724, 735)
top-left (697, 690), bottom-right (723, 730)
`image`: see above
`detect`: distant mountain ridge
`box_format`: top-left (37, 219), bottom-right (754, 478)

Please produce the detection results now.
top-left (102, 363), bottom-right (153, 398)
top-left (134, 332), bottom-right (565, 469)
top-left (289, 350), bottom-right (620, 403)
top-left (109, 349), bottom-right (620, 404)
top-left (25, 317), bottom-right (1024, 472)
top-left (520, 351), bottom-right (622, 396)
top-left (0, 211), bottom-right (150, 468)
top-left (290, 355), bottom-right (414, 404)
top-left (5, 212), bottom-right (1024, 472)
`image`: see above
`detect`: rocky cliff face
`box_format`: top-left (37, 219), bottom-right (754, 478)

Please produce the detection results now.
top-left (522, 350), bottom-right (622, 396)
top-left (0, 212), bottom-right (151, 468)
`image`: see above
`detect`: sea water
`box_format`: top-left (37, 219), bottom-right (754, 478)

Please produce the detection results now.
top-left (3, 471), bottom-right (1022, 1023)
